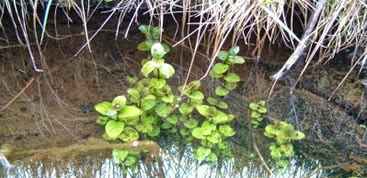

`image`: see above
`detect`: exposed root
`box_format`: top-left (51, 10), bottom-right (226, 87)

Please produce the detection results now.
top-left (0, 77), bottom-right (35, 112)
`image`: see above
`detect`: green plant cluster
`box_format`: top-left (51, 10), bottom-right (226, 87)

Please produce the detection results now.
top-left (209, 46), bottom-right (244, 96)
top-left (94, 25), bottom-right (246, 172)
top-left (112, 149), bottom-right (142, 174)
top-left (249, 100), bottom-right (267, 128)
top-left (264, 120), bottom-right (305, 168)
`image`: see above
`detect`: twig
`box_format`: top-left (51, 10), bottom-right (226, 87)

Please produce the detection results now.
top-left (0, 77), bottom-right (35, 112)
top-left (252, 133), bottom-right (272, 175)
top-left (270, 0), bottom-right (327, 82)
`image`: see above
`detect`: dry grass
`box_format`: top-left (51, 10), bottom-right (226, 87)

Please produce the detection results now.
top-left (1, 0), bottom-right (366, 83)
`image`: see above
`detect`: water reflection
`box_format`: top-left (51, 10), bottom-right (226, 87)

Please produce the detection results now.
top-left (1, 143), bottom-right (324, 178)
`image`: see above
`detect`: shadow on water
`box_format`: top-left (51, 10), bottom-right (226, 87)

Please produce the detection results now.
top-left (0, 22), bottom-right (366, 177)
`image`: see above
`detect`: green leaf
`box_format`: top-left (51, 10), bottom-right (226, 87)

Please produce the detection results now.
top-left (215, 86), bottom-right (229, 96)
top-left (251, 111), bottom-right (261, 118)
top-left (211, 110), bottom-right (229, 124)
top-left (291, 131), bottom-right (305, 140)
top-left (166, 115), bottom-right (178, 125)
top-left (190, 98), bottom-right (203, 106)
top-left (207, 131), bottom-right (222, 143)
top-left (188, 90), bottom-right (204, 100)
top-left (135, 123), bottom-right (153, 133)
top-left (152, 26), bottom-right (162, 37)
top-left (119, 127), bottom-right (139, 142)
top-left (192, 128), bottom-right (205, 139)
top-left (180, 127), bottom-right (190, 136)
top-left (179, 103), bottom-right (193, 115)
top-left (112, 95), bottom-right (126, 108)
top-left (201, 121), bottom-right (216, 135)
top-left (143, 94), bottom-right (156, 100)
top-left (217, 51), bottom-right (229, 61)
top-left (281, 144), bottom-right (294, 157)
top-left (137, 40), bottom-right (153, 51)
top-left (156, 85), bottom-right (172, 96)
top-left (124, 116), bottom-right (139, 125)
top-left (224, 82), bottom-right (238, 90)
top-left (223, 73), bottom-right (240, 83)
top-left (188, 80), bottom-right (201, 90)
top-left (278, 160), bottom-right (289, 168)
top-left (155, 103), bottom-right (172, 117)
top-left (124, 156), bottom-right (138, 167)
top-left (161, 122), bottom-right (171, 129)
top-left (208, 152), bottom-right (218, 162)
top-left (258, 100), bottom-right (266, 107)
top-left (141, 115), bottom-right (156, 124)
top-left (94, 102), bottom-right (117, 116)
top-left (270, 148), bottom-right (282, 159)
top-left (159, 63), bottom-right (175, 78)
top-left (194, 147), bottom-right (211, 159)
top-left (147, 126), bottom-right (160, 137)
top-left (218, 141), bottom-right (229, 149)
top-left (264, 124), bottom-right (278, 138)
top-left (219, 124), bottom-right (236, 137)
top-left (151, 78), bottom-right (166, 89)
top-left (227, 114), bottom-right (235, 122)
top-left (126, 76), bottom-right (138, 84)
top-left (229, 46), bottom-right (240, 55)
top-left (255, 117), bottom-right (264, 122)
top-left (207, 97), bottom-right (218, 105)
top-left (183, 118), bottom-right (198, 129)
top-left (152, 58), bottom-right (165, 66)
top-left (217, 101), bottom-right (228, 109)
top-left (232, 55), bottom-right (245, 64)
top-left (257, 107), bottom-right (267, 114)
top-left (141, 60), bottom-right (159, 77)
top-left (209, 70), bottom-right (224, 78)
top-left (213, 63), bottom-right (229, 74)
top-left (249, 103), bottom-right (259, 110)
top-left (112, 149), bottom-right (129, 163)
top-left (161, 94), bottom-right (175, 103)
top-left (138, 25), bottom-right (150, 35)
top-left (162, 43), bottom-right (171, 53)
top-left (105, 120), bottom-right (125, 138)
top-left (118, 106), bottom-right (142, 118)
top-left (151, 43), bottom-right (167, 59)
top-left (96, 116), bottom-right (109, 125)
top-left (141, 99), bottom-right (156, 111)
top-left (196, 105), bottom-right (217, 117)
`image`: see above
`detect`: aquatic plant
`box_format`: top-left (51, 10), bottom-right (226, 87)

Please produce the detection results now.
top-left (94, 25), bottom-right (245, 172)
top-left (264, 120), bottom-right (305, 168)
top-left (249, 100), bottom-right (305, 169)
top-left (249, 100), bottom-right (267, 128)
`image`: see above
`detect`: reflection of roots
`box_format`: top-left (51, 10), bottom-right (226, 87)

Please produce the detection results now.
top-left (6, 138), bottom-right (160, 162)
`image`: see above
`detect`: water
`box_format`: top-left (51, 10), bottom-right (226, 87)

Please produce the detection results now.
top-left (1, 145), bottom-right (324, 178)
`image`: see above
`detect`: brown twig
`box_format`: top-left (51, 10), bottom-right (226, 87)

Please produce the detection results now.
top-left (252, 132), bottom-right (272, 175)
top-left (0, 77), bottom-right (35, 112)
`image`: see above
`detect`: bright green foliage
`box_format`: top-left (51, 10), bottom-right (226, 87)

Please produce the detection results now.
top-left (264, 120), bottom-right (305, 168)
top-left (112, 149), bottom-right (140, 174)
top-left (209, 46), bottom-right (244, 97)
top-left (105, 120), bottom-right (125, 138)
top-left (95, 26), bottom-right (246, 172)
top-left (249, 100), bottom-right (267, 128)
